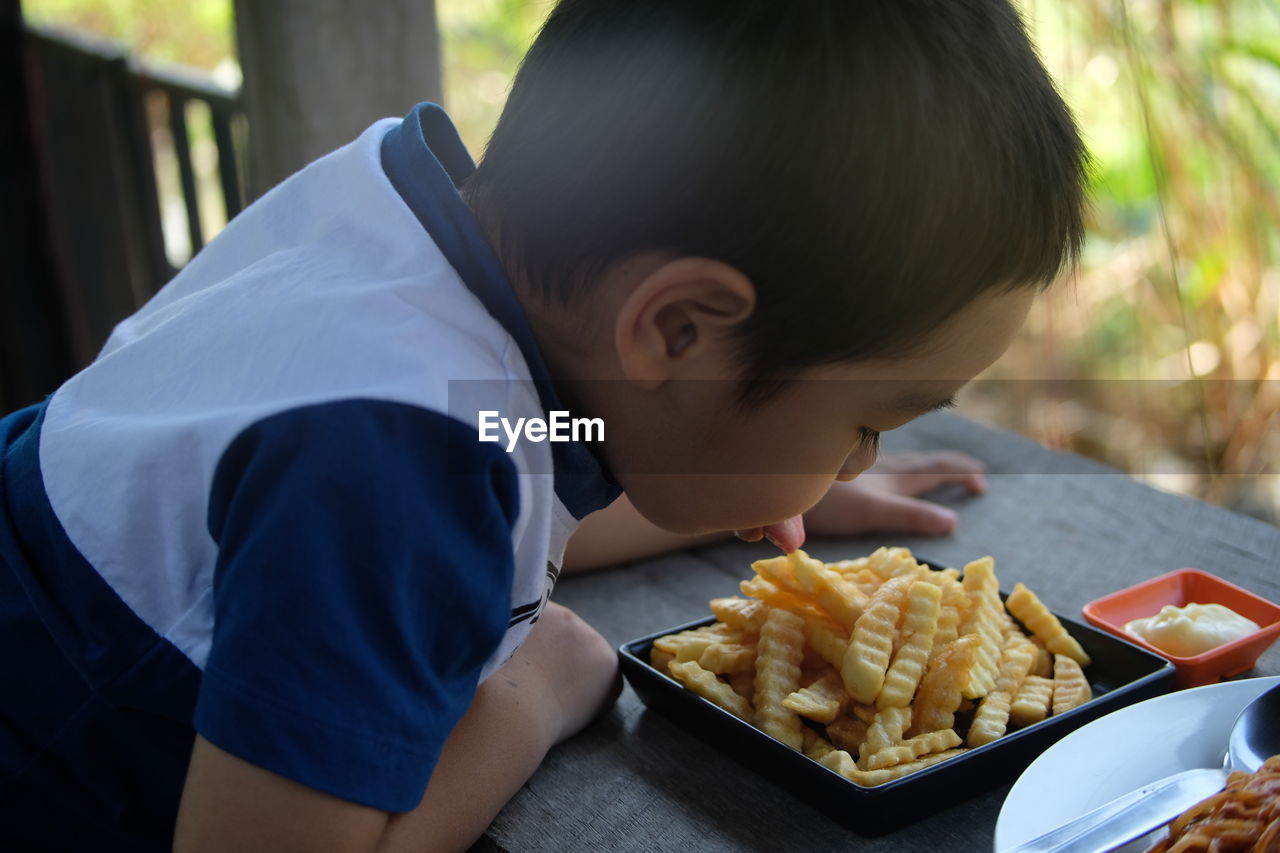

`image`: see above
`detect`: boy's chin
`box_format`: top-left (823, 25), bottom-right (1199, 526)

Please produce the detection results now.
top-left (623, 483), bottom-right (809, 548)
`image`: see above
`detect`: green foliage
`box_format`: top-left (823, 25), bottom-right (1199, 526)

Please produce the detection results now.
top-left (437, 0), bottom-right (554, 157)
top-left (23, 0), bottom-right (235, 71)
top-left (991, 0), bottom-right (1280, 519)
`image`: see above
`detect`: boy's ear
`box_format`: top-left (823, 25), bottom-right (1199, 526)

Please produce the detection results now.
top-left (614, 257), bottom-right (756, 387)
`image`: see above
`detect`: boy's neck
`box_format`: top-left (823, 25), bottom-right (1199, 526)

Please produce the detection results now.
top-left (467, 196), bottom-right (605, 414)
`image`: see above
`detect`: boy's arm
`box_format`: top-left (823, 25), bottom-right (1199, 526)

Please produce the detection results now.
top-left (173, 737), bottom-right (389, 853)
top-left (175, 603), bottom-right (618, 853)
top-left (562, 451), bottom-right (987, 573)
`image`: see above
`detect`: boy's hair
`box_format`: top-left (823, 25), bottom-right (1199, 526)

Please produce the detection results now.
top-left (464, 0), bottom-right (1089, 392)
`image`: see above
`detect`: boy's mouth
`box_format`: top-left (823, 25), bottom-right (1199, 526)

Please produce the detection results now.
top-left (733, 515), bottom-right (806, 553)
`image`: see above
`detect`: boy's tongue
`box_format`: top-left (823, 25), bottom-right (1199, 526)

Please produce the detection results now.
top-left (735, 515), bottom-right (806, 553)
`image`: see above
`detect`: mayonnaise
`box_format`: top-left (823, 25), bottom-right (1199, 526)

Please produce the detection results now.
top-left (1124, 603), bottom-right (1260, 657)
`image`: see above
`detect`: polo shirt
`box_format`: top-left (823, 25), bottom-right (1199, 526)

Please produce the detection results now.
top-left (0, 103), bottom-right (618, 850)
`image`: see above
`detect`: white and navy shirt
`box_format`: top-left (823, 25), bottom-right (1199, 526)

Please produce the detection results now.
top-left (0, 104), bottom-right (619, 828)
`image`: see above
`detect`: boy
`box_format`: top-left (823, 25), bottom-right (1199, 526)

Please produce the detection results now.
top-left (0, 0), bottom-right (1086, 850)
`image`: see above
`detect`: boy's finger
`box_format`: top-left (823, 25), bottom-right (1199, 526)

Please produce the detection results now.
top-left (854, 491), bottom-right (958, 536)
top-left (875, 452), bottom-right (986, 494)
top-left (922, 452), bottom-right (987, 492)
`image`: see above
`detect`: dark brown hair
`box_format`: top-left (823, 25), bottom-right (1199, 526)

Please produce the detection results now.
top-left (464, 0), bottom-right (1089, 394)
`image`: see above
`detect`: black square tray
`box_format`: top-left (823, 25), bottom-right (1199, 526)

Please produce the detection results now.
top-left (618, 587), bottom-right (1175, 834)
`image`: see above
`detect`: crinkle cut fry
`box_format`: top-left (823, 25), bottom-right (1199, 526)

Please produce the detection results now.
top-left (709, 596), bottom-right (769, 633)
top-left (1008, 674), bottom-right (1053, 727)
top-left (864, 546), bottom-right (921, 580)
top-left (786, 550), bottom-right (868, 630)
top-left (654, 623), bottom-right (747, 658)
top-left (825, 714), bottom-right (870, 753)
top-left (877, 581), bottom-right (942, 709)
top-left (753, 608), bottom-right (807, 750)
top-left (959, 557), bottom-right (1003, 698)
top-left (782, 670), bottom-right (849, 724)
top-left (967, 638), bottom-right (1036, 747)
top-left (863, 728), bottom-right (962, 770)
top-left (1051, 654), bottom-right (1092, 716)
top-left (825, 556), bottom-right (869, 575)
top-left (752, 553), bottom-right (853, 625)
top-left (740, 576), bottom-right (835, 626)
top-left (922, 574), bottom-right (968, 651)
top-left (803, 618), bottom-right (850, 670)
top-left (857, 705), bottom-right (911, 766)
top-left (699, 642), bottom-right (757, 674)
top-left (667, 660), bottom-right (753, 721)
top-left (842, 575), bottom-right (913, 704)
top-left (752, 553), bottom-right (805, 591)
top-left (825, 748), bottom-right (969, 787)
top-left (1006, 582), bottom-right (1091, 667)
top-left (1027, 638), bottom-right (1053, 678)
top-left (909, 634), bottom-right (982, 737)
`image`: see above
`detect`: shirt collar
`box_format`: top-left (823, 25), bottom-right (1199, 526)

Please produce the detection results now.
top-left (380, 103), bottom-right (620, 519)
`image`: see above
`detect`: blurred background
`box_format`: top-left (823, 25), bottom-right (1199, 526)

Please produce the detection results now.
top-left (6, 0), bottom-right (1278, 524)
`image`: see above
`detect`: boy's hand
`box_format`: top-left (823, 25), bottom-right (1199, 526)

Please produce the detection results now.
top-left (803, 451), bottom-right (986, 538)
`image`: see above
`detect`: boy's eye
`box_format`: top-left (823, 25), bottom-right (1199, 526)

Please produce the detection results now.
top-left (856, 427), bottom-right (881, 450)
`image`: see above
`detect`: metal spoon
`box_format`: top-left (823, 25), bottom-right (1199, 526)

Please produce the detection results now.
top-left (1007, 682), bottom-right (1280, 853)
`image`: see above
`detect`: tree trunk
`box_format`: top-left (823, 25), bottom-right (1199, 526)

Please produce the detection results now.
top-left (233, 0), bottom-right (443, 199)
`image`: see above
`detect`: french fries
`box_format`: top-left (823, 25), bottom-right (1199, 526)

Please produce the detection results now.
top-left (752, 608), bottom-right (807, 749)
top-left (1051, 654), bottom-right (1092, 715)
top-left (668, 660), bottom-right (753, 721)
top-left (1006, 583), bottom-right (1092, 667)
top-left (650, 548), bottom-right (1095, 786)
top-left (910, 634), bottom-right (982, 736)
top-left (863, 728), bottom-right (962, 770)
top-left (959, 557), bottom-right (1003, 698)
top-left (699, 642), bottom-right (757, 674)
top-left (825, 714), bottom-right (870, 753)
top-left (782, 670), bottom-right (850, 724)
top-left (858, 705), bottom-right (913, 766)
top-left (1009, 674), bottom-right (1054, 726)
top-left (842, 575), bottom-right (914, 703)
top-left (876, 581), bottom-right (942, 709)
top-left (967, 638), bottom-right (1036, 746)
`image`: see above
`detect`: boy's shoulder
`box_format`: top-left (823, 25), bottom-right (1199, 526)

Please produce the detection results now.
top-left (30, 115), bottom-right (557, 670)
top-left (84, 117), bottom-right (521, 420)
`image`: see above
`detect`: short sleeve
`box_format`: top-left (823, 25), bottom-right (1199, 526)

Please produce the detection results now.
top-left (195, 399), bottom-right (519, 812)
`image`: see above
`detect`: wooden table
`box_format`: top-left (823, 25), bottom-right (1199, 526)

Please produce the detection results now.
top-left (480, 413), bottom-right (1280, 852)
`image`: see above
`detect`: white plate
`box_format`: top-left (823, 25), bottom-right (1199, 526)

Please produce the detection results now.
top-left (994, 675), bottom-right (1280, 853)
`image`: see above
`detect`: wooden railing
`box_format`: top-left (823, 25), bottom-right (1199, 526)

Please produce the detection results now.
top-left (20, 23), bottom-right (246, 370)
top-left (4, 22), bottom-right (246, 410)
top-left (134, 59), bottom-right (246, 258)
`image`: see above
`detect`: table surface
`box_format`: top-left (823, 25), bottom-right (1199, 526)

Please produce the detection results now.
top-left (480, 412), bottom-right (1280, 853)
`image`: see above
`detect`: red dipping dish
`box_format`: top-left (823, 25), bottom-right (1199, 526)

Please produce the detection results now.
top-left (1083, 569), bottom-right (1280, 689)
